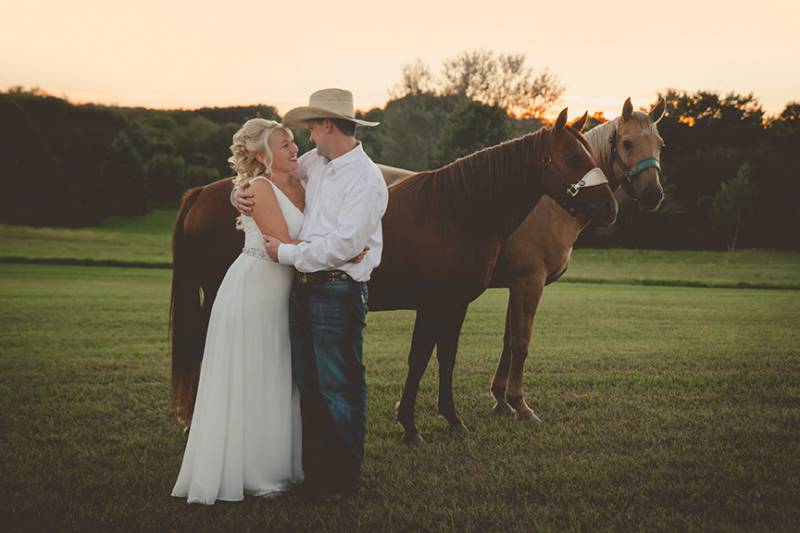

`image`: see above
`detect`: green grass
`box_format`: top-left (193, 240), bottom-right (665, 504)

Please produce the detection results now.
top-left (0, 210), bottom-right (176, 265)
top-left (566, 248), bottom-right (800, 289)
top-left (2, 213), bottom-right (800, 288)
top-left (1, 264), bottom-right (798, 531)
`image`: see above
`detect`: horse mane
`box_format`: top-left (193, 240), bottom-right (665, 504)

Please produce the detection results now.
top-left (582, 119), bottom-right (616, 175)
top-left (389, 125), bottom-right (589, 240)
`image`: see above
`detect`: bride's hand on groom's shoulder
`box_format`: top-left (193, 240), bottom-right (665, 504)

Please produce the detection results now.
top-left (234, 180), bottom-right (255, 215)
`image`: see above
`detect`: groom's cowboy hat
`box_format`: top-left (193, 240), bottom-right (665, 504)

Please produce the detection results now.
top-left (282, 88), bottom-right (379, 129)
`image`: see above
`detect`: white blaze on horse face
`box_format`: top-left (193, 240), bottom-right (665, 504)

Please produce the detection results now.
top-left (578, 139), bottom-right (594, 161)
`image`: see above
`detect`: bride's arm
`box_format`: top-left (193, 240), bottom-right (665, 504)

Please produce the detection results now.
top-left (249, 181), bottom-right (291, 243)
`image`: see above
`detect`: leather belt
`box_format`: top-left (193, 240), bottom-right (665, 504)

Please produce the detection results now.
top-left (295, 270), bottom-right (353, 284)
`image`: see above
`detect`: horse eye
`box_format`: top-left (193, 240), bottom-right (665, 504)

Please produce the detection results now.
top-left (623, 140), bottom-right (634, 150)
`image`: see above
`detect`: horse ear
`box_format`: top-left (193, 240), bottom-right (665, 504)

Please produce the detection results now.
top-left (570, 111), bottom-right (589, 133)
top-left (622, 97), bottom-right (633, 122)
top-left (555, 108), bottom-right (568, 131)
top-left (650, 97), bottom-right (666, 123)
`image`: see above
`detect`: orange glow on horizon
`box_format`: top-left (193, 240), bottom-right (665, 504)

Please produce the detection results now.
top-left (1, 1), bottom-right (797, 122)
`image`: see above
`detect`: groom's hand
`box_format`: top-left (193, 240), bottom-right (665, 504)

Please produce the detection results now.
top-left (234, 181), bottom-right (255, 215)
top-left (263, 234), bottom-right (284, 262)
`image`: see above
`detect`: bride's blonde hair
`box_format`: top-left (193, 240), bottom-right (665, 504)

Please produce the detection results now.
top-left (228, 118), bottom-right (293, 185)
top-left (228, 118), bottom-right (293, 229)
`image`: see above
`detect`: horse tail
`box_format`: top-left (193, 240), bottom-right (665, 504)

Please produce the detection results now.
top-left (169, 186), bottom-right (204, 426)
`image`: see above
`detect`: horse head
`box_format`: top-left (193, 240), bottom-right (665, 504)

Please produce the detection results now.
top-left (609, 97), bottom-right (666, 211)
top-left (541, 108), bottom-right (618, 226)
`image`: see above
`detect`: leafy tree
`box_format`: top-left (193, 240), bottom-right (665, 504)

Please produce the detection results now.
top-left (355, 107), bottom-right (386, 162)
top-left (379, 93), bottom-right (461, 170)
top-left (0, 96), bottom-right (64, 225)
top-left (441, 50), bottom-right (563, 118)
top-left (778, 101), bottom-right (800, 122)
top-left (392, 50), bottom-right (563, 119)
top-left (182, 165), bottom-right (221, 191)
top-left (389, 59), bottom-right (436, 98)
top-left (431, 100), bottom-right (512, 167)
top-left (711, 162), bottom-right (753, 251)
top-left (147, 153), bottom-right (186, 205)
top-left (103, 130), bottom-right (147, 216)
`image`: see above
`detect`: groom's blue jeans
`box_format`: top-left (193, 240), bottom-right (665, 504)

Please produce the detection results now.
top-left (289, 278), bottom-right (368, 492)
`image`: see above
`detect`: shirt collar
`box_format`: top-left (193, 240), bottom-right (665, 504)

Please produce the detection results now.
top-left (323, 142), bottom-right (365, 172)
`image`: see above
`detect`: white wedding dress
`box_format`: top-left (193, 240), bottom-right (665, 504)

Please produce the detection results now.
top-left (172, 177), bottom-right (304, 505)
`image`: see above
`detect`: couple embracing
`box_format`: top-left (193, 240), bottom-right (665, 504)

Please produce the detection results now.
top-left (171, 89), bottom-right (389, 504)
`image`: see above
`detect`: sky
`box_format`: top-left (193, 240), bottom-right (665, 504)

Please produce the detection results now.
top-left (1, 0), bottom-right (798, 119)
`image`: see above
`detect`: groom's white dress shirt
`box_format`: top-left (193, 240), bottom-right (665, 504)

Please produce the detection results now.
top-left (277, 143), bottom-right (389, 282)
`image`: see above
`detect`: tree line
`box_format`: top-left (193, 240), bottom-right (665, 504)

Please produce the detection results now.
top-left (0, 51), bottom-right (798, 250)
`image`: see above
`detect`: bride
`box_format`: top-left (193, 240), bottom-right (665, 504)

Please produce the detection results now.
top-left (171, 118), bottom-right (307, 504)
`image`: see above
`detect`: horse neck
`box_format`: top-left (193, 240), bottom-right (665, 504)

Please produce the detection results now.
top-left (434, 131), bottom-right (548, 242)
top-left (583, 118), bottom-right (618, 186)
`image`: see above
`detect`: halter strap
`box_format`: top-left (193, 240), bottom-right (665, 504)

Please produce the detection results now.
top-left (608, 130), bottom-right (662, 198)
top-left (542, 154), bottom-right (608, 215)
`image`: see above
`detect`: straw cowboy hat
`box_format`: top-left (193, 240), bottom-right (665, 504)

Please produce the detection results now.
top-left (282, 88), bottom-right (379, 128)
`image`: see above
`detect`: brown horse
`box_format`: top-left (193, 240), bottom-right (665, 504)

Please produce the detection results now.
top-left (169, 108), bottom-right (618, 437)
top-left (381, 98), bottom-right (667, 424)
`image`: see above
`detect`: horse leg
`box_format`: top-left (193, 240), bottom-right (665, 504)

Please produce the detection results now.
top-left (489, 301), bottom-right (514, 416)
top-left (395, 306), bottom-right (437, 445)
top-left (505, 278), bottom-right (544, 423)
top-left (436, 302), bottom-right (469, 431)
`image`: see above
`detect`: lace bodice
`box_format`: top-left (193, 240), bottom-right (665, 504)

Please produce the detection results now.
top-left (241, 177), bottom-right (304, 254)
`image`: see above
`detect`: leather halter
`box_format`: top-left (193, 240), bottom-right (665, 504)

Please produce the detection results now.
top-left (542, 155), bottom-right (608, 215)
top-left (609, 129), bottom-right (661, 200)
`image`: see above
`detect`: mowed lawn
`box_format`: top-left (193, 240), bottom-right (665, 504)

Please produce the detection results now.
top-left (3, 212), bottom-right (800, 288)
top-left (0, 210), bottom-right (176, 265)
top-left (1, 263), bottom-right (798, 531)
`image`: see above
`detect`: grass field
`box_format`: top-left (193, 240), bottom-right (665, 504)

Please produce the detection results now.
top-left (2, 212), bottom-right (800, 288)
top-left (0, 210), bottom-right (176, 265)
top-left (1, 263), bottom-right (798, 531)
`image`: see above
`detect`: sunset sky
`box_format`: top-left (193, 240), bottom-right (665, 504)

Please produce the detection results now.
top-left (2, 0), bottom-right (798, 119)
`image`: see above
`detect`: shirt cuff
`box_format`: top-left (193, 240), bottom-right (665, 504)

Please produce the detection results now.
top-left (277, 243), bottom-right (297, 266)
top-left (229, 187), bottom-right (237, 208)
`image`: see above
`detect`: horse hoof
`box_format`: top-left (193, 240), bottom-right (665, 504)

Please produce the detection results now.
top-left (491, 402), bottom-right (514, 417)
top-left (450, 420), bottom-right (469, 432)
top-left (401, 432), bottom-right (425, 445)
top-left (438, 413), bottom-right (469, 432)
top-left (515, 409), bottom-right (542, 423)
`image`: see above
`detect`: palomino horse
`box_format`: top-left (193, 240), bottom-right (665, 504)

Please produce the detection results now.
top-left (489, 98), bottom-right (666, 422)
top-left (382, 98), bottom-right (667, 425)
top-left (169, 109), bottom-right (618, 438)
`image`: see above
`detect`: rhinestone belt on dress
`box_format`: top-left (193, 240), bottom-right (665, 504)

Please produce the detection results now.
top-left (242, 247), bottom-right (269, 260)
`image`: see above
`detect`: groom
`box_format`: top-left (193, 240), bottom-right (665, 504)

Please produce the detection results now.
top-left (234, 88), bottom-right (388, 499)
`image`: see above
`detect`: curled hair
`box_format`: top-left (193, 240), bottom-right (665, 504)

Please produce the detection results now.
top-left (228, 118), bottom-right (293, 229)
top-left (228, 118), bottom-right (293, 185)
